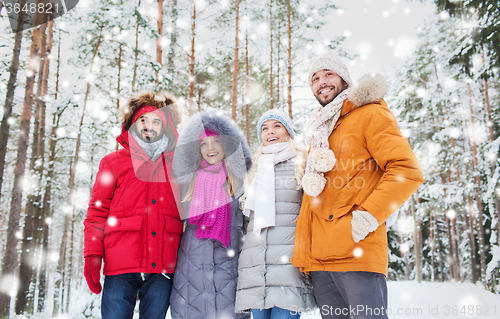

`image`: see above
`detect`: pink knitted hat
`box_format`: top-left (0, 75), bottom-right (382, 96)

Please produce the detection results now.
top-left (199, 129), bottom-right (219, 140)
top-left (308, 53), bottom-right (352, 87)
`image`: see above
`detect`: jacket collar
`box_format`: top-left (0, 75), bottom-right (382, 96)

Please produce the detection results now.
top-left (331, 73), bottom-right (388, 129)
top-left (117, 130), bottom-right (131, 150)
top-left (340, 99), bottom-right (355, 117)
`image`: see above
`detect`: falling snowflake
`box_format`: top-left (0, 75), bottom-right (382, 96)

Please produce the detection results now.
top-left (446, 209), bottom-right (456, 220)
top-left (107, 216), bottom-right (118, 227)
top-left (50, 252), bottom-right (59, 262)
top-left (353, 247), bottom-right (363, 258)
top-left (401, 128), bottom-right (411, 138)
top-left (389, 201), bottom-right (400, 212)
top-left (416, 88), bottom-right (426, 98)
top-left (449, 128), bottom-right (460, 138)
top-left (400, 243), bottom-right (409, 254)
top-left (100, 172), bottom-right (114, 186)
top-left (0, 274), bottom-right (19, 297)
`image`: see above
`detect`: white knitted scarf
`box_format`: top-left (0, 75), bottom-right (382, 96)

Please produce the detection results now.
top-left (244, 142), bottom-right (296, 235)
top-left (302, 89), bottom-right (350, 197)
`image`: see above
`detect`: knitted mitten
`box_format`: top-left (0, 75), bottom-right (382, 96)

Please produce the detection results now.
top-left (351, 210), bottom-right (379, 243)
top-left (84, 255), bottom-right (102, 294)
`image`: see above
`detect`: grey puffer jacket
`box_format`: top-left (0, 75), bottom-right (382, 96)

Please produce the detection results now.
top-left (170, 191), bottom-right (250, 319)
top-left (235, 158), bottom-right (315, 312)
top-left (170, 112), bottom-right (251, 319)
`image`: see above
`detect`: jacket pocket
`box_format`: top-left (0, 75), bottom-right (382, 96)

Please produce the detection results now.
top-left (103, 215), bottom-right (144, 270)
top-left (162, 215), bottom-right (183, 270)
top-left (310, 205), bottom-right (356, 260)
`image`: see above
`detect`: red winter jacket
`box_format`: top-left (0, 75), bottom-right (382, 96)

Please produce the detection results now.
top-left (83, 130), bottom-right (182, 275)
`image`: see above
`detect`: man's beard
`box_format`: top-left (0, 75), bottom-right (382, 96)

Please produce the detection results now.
top-left (139, 129), bottom-right (162, 142)
top-left (314, 86), bottom-right (343, 106)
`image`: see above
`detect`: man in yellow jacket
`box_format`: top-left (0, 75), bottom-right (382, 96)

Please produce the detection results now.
top-left (293, 53), bottom-right (424, 318)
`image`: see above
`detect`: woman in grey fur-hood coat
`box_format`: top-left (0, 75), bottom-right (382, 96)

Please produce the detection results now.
top-left (170, 111), bottom-right (251, 319)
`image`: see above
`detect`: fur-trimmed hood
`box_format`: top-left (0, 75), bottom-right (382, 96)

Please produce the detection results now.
top-left (172, 112), bottom-right (252, 186)
top-left (347, 73), bottom-right (388, 107)
top-left (120, 90), bottom-right (182, 132)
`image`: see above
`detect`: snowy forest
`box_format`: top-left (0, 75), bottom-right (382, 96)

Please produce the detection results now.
top-left (0, 0), bottom-right (499, 318)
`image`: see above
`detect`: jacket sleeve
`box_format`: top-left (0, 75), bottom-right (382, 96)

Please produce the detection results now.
top-left (360, 105), bottom-right (424, 224)
top-left (83, 156), bottom-right (117, 258)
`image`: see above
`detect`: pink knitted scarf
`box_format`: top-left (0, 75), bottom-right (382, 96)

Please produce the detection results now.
top-left (189, 159), bottom-right (231, 247)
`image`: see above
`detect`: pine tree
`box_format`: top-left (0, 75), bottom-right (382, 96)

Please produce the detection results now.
top-left (0, 0), bottom-right (26, 203)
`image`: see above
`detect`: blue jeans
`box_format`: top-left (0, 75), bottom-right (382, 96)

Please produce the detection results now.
top-left (101, 273), bottom-right (173, 319)
top-left (251, 307), bottom-right (301, 319)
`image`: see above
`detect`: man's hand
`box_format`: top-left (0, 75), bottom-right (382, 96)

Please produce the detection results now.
top-left (351, 210), bottom-right (379, 243)
top-left (84, 256), bottom-right (103, 294)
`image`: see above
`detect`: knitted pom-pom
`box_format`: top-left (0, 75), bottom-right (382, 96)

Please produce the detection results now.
top-left (302, 173), bottom-right (327, 197)
top-left (311, 149), bottom-right (336, 172)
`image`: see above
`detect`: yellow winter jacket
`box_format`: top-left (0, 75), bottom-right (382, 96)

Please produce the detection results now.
top-left (293, 76), bottom-right (424, 276)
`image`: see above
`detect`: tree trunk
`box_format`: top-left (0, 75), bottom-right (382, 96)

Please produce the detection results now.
top-left (410, 194), bottom-right (421, 282)
top-left (34, 19), bottom-right (54, 313)
top-left (441, 174), bottom-right (461, 281)
top-left (50, 29), bottom-right (65, 315)
top-left (168, 0), bottom-right (178, 78)
top-left (156, 0), bottom-right (164, 82)
top-left (269, 0), bottom-right (273, 109)
top-left (0, 0), bottom-right (26, 202)
top-left (41, 107), bottom-right (65, 314)
top-left (16, 17), bottom-right (49, 313)
top-left (54, 27), bottom-right (62, 100)
top-left (0, 8), bottom-right (45, 316)
top-left (481, 51), bottom-right (495, 143)
top-left (286, 0), bottom-right (292, 119)
top-left (245, 20), bottom-right (250, 141)
top-left (116, 43), bottom-right (123, 150)
top-left (467, 82), bottom-right (487, 285)
top-left (188, 0), bottom-right (196, 116)
top-left (132, 0), bottom-right (141, 92)
top-left (63, 213), bottom-right (76, 313)
top-left (54, 207), bottom-right (68, 315)
top-left (430, 208), bottom-right (435, 282)
top-left (276, 21), bottom-right (281, 105)
top-left (231, 0), bottom-right (240, 121)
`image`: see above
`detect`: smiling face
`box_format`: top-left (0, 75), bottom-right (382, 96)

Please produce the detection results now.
top-left (311, 69), bottom-right (348, 106)
top-left (135, 112), bottom-right (164, 142)
top-left (261, 120), bottom-right (290, 146)
top-left (200, 135), bottom-right (225, 165)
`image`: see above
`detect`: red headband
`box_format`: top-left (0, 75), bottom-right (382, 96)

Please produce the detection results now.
top-left (131, 105), bottom-right (167, 129)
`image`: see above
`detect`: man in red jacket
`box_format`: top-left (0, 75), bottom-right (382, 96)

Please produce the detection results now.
top-left (83, 91), bottom-right (183, 319)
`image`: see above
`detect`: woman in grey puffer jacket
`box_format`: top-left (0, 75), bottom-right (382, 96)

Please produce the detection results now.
top-left (235, 110), bottom-right (315, 319)
top-left (170, 112), bottom-right (251, 319)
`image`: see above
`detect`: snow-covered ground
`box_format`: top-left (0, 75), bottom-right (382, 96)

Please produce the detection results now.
top-left (163, 280), bottom-right (500, 319)
top-left (160, 281), bottom-right (500, 319)
top-left (298, 280), bottom-right (500, 319)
